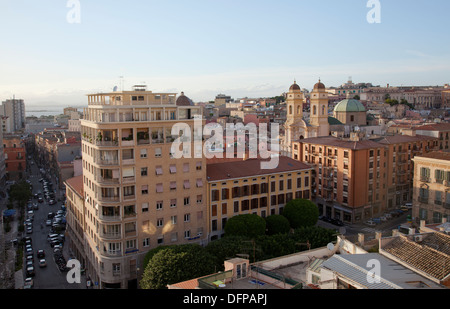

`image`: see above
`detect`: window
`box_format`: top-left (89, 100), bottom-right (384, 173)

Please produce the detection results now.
top-left (171, 216), bottom-right (177, 225)
top-left (197, 195), bottom-right (202, 204)
top-left (196, 179), bottom-right (203, 188)
top-left (155, 148), bottom-right (162, 158)
top-left (170, 165), bottom-right (177, 174)
top-left (196, 162), bottom-right (202, 170)
top-left (170, 199), bottom-right (177, 208)
top-left (142, 203), bottom-right (149, 213)
top-left (170, 181), bottom-right (177, 191)
top-left (184, 213), bottom-right (191, 222)
top-left (141, 185), bottom-right (148, 195)
top-left (183, 163), bottom-right (189, 173)
top-left (155, 166), bottom-right (163, 175)
top-left (156, 183), bottom-right (163, 193)
top-left (184, 180), bottom-right (191, 189)
top-left (157, 218), bottom-right (163, 227)
top-left (140, 149), bottom-right (147, 158)
top-left (156, 201), bottom-right (163, 210)
top-left (211, 190), bottom-right (220, 202)
top-left (141, 167), bottom-right (147, 176)
top-left (184, 197), bottom-right (190, 206)
top-left (143, 238), bottom-right (150, 247)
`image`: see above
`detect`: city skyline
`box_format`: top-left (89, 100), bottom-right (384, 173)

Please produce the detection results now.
top-left (0, 0), bottom-right (449, 106)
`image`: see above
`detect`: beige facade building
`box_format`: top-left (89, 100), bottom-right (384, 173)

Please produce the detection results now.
top-left (206, 157), bottom-right (313, 240)
top-left (412, 151), bottom-right (450, 224)
top-left (293, 134), bottom-right (438, 223)
top-left (70, 85), bottom-right (207, 289)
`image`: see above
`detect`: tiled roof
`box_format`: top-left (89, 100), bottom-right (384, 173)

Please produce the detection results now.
top-left (415, 151), bottom-right (450, 161)
top-left (382, 234), bottom-right (450, 281)
top-left (373, 134), bottom-right (437, 145)
top-left (65, 175), bottom-right (83, 197)
top-left (300, 136), bottom-right (383, 150)
top-left (206, 156), bottom-right (312, 181)
top-left (415, 123), bottom-right (450, 132)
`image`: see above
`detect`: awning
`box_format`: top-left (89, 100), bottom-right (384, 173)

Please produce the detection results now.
top-left (170, 182), bottom-right (177, 189)
top-left (156, 184), bottom-right (163, 193)
top-left (155, 166), bottom-right (163, 175)
top-left (184, 180), bottom-right (190, 189)
top-left (170, 165), bottom-right (177, 173)
top-left (196, 179), bottom-right (203, 187)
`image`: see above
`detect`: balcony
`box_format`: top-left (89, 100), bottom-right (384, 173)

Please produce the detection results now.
top-left (98, 214), bottom-right (122, 222)
top-left (99, 231), bottom-right (122, 240)
top-left (444, 203), bottom-right (450, 210)
top-left (420, 176), bottom-right (430, 183)
top-left (418, 196), bottom-right (428, 204)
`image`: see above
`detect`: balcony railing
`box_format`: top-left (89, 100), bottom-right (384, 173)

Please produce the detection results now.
top-left (418, 196), bottom-right (428, 204)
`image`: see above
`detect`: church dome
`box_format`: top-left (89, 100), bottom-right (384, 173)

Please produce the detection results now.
top-left (334, 97), bottom-right (366, 113)
top-left (314, 80), bottom-right (326, 90)
top-left (289, 81), bottom-right (301, 91)
top-left (176, 92), bottom-right (194, 106)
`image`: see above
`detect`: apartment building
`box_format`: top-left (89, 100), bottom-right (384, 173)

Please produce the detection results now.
top-left (75, 85), bottom-right (207, 289)
top-left (2, 134), bottom-right (26, 180)
top-left (412, 151), bottom-right (450, 224)
top-left (0, 98), bottom-right (25, 132)
top-left (413, 123), bottom-right (450, 151)
top-left (206, 156), bottom-right (313, 240)
top-left (293, 134), bottom-right (438, 223)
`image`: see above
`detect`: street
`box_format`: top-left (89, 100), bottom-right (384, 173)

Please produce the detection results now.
top-left (23, 160), bottom-right (86, 289)
top-left (317, 210), bottom-right (412, 237)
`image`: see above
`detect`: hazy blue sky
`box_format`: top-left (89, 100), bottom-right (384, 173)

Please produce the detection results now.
top-left (0, 0), bottom-right (449, 106)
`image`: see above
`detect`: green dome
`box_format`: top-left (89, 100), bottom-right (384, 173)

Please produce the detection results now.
top-left (334, 98), bottom-right (366, 113)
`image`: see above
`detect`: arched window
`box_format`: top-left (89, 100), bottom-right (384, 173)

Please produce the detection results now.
top-left (322, 105), bottom-right (325, 115)
top-left (289, 105), bottom-right (293, 115)
top-left (297, 105), bottom-right (301, 115)
top-left (313, 105), bottom-right (317, 115)
top-left (350, 115), bottom-right (355, 122)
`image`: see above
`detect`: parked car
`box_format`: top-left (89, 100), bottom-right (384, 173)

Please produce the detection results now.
top-left (372, 218), bottom-right (381, 224)
top-left (26, 266), bottom-right (35, 277)
top-left (380, 216), bottom-right (387, 222)
top-left (26, 227), bottom-right (33, 234)
top-left (38, 197), bottom-right (44, 203)
top-left (365, 220), bottom-right (376, 226)
top-left (404, 203), bottom-right (413, 209)
top-left (24, 278), bottom-right (33, 289)
top-left (37, 249), bottom-right (45, 258)
top-left (49, 199), bottom-right (56, 205)
top-left (46, 219), bottom-right (52, 226)
top-left (39, 259), bottom-right (47, 268)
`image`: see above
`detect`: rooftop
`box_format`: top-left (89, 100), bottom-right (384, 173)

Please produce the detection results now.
top-left (64, 175), bottom-right (83, 197)
top-left (206, 156), bottom-right (312, 182)
top-left (414, 150), bottom-right (450, 161)
top-left (414, 122), bottom-right (450, 132)
top-left (381, 233), bottom-right (450, 282)
top-left (299, 136), bottom-right (384, 150)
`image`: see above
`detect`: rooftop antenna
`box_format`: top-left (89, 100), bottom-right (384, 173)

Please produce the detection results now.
top-left (119, 76), bottom-right (124, 91)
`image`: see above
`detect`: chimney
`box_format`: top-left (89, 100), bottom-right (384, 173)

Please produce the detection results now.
top-left (392, 229), bottom-right (399, 237)
top-left (358, 233), bottom-right (365, 246)
top-left (420, 220), bottom-right (426, 229)
top-left (375, 232), bottom-right (382, 240)
top-left (409, 228), bottom-right (416, 235)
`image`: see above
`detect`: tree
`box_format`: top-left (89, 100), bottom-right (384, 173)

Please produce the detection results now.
top-left (140, 244), bottom-right (216, 289)
top-left (282, 199), bottom-right (319, 229)
top-left (224, 214), bottom-right (266, 238)
top-left (265, 215), bottom-right (290, 235)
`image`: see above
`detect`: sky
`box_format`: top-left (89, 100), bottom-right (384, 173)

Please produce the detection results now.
top-left (0, 0), bottom-right (449, 107)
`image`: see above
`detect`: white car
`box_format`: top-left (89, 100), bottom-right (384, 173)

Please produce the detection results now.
top-left (46, 220), bottom-right (52, 226)
top-left (365, 220), bottom-right (376, 227)
top-left (24, 278), bottom-right (33, 289)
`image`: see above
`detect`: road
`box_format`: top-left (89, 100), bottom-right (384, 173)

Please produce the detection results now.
top-left (24, 161), bottom-right (86, 289)
top-left (317, 210), bottom-right (412, 236)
